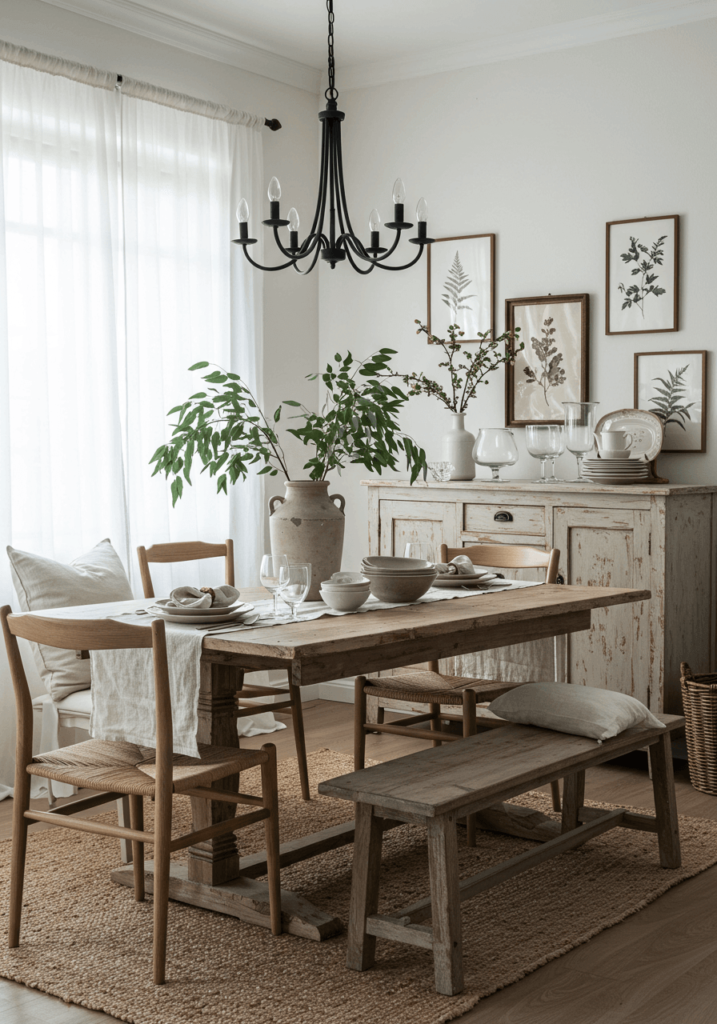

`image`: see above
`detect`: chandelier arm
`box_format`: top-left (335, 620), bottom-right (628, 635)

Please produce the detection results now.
top-left (292, 243), bottom-right (324, 275)
top-left (299, 119), bottom-right (330, 251)
top-left (240, 249), bottom-right (299, 272)
top-left (370, 246), bottom-right (427, 271)
top-left (343, 244), bottom-right (376, 275)
top-left (271, 226), bottom-right (322, 260)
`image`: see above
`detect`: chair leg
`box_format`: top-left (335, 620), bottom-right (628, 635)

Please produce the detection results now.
top-left (375, 704), bottom-right (385, 726)
top-left (8, 768), bottom-right (31, 948)
top-left (429, 703), bottom-right (443, 747)
top-left (261, 743), bottom-right (282, 935)
top-left (354, 677), bottom-right (368, 771)
top-left (346, 803), bottom-right (384, 972)
top-left (128, 795), bottom-right (145, 901)
top-left (462, 690), bottom-right (477, 847)
top-left (152, 787), bottom-right (173, 985)
top-left (649, 732), bottom-right (681, 869)
top-left (118, 796), bottom-right (133, 864)
top-left (550, 780), bottom-right (562, 813)
top-left (288, 673), bottom-right (310, 801)
top-left (561, 771), bottom-right (585, 833)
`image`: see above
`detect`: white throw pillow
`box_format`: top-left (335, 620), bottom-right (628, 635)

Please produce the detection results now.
top-left (7, 539), bottom-right (134, 700)
top-left (488, 683), bottom-right (665, 743)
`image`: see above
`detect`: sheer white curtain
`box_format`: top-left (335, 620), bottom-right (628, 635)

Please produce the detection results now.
top-left (0, 61), bottom-right (265, 792)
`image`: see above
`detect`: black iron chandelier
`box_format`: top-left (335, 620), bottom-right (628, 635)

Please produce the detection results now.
top-left (233, 0), bottom-right (434, 274)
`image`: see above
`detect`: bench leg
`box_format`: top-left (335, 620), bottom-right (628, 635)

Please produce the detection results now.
top-left (561, 771), bottom-right (585, 833)
top-left (462, 690), bottom-right (477, 847)
top-left (347, 803), bottom-right (384, 972)
top-left (427, 815), bottom-right (464, 996)
top-left (650, 732), bottom-right (681, 869)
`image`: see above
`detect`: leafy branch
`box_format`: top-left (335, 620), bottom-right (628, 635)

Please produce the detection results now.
top-left (377, 321), bottom-right (522, 414)
top-left (523, 317), bottom-right (566, 406)
top-left (618, 235), bottom-right (667, 317)
top-left (648, 365), bottom-right (694, 431)
top-left (441, 251), bottom-right (477, 322)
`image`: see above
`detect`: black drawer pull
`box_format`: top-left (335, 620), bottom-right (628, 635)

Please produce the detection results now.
top-left (494, 511), bottom-right (514, 523)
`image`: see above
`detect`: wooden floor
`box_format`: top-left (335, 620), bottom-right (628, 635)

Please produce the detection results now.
top-left (2, 699), bottom-right (717, 1023)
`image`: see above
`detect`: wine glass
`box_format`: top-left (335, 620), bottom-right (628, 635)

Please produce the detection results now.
top-left (563, 402), bottom-right (599, 482)
top-left (279, 563), bottom-right (312, 621)
top-left (545, 425), bottom-right (566, 481)
top-left (260, 553), bottom-right (289, 617)
top-left (525, 425), bottom-right (560, 483)
top-left (472, 428), bottom-right (519, 482)
top-left (404, 542), bottom-right (435, 563)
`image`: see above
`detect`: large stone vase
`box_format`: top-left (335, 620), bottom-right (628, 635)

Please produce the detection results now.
top-left (268, 480), bottom-right (346, 601)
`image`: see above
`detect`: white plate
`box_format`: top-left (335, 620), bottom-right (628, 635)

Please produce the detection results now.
top-left (581, 476), bottom-right (650, 486)
top-left (594, 409), bottom-right (663, 462)
top-left (362, 556), bottom-right (434, 572)
top-left (585, 467), bottom-right (649, 475)
top-left (152, 605), bottom-right (255, 625)
top-left (154, 599), bottom-right (250, 616)
top-left (432, 573), bottom-right (501, 588)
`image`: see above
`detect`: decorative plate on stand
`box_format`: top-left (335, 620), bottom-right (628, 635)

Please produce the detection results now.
top-left (594, 408), bottom-right (667, 482)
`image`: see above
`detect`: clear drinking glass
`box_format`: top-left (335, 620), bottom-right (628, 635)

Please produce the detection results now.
top-left (525, 425), bottom-right (560, 483)
top-left (279, 563), bottom-right (312, 620)
top-left (563, 402), bottom-right (599, 482)
top-left (545, 425), bottom-right (566, 481)
top-left (472, 428), bottom-right (519, 482)
top-left (259, 553), bottom-right (289, 617)
top-left (426, 461), bottom-right (454, 482)
top-left (404, 542), bottom-right (435, 562)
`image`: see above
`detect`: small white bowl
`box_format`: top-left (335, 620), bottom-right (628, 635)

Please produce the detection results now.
top-left (320, 587), bottom-right (370, 612)
top-left (329, 572), bottom-right (369, 584)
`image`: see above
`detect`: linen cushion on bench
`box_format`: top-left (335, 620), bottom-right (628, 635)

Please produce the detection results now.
top-left (488, 682), bottom-right (665, 743)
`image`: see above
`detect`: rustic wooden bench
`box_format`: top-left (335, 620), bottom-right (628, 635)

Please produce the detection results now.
top-left (318, 714), bottom-right (683, 996)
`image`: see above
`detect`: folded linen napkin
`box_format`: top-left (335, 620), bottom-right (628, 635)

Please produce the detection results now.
top-left (432, 555), bottom-right (478, 576)
top-left (165, 584), bottom-right (241, 610)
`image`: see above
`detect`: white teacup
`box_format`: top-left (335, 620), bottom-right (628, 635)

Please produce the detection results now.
top-left (596, 429), bottom-right (633, 452)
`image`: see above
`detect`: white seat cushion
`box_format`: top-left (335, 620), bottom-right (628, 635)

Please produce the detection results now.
top-left (8, 539), bottom-right (133, 699)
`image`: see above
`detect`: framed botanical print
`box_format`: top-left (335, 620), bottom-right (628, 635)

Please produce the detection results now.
top-left (606, 215), bottom-right (679, 335)
top-left (426, 233), bottom-right (494, 342)
top-left (505, 293), bottom-right (589, 427)
top-left (634, 350), bottom-right (706, 452)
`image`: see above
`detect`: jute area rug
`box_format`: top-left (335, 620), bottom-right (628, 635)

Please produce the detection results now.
top-left (2, 749), bottom-right (717, 1024)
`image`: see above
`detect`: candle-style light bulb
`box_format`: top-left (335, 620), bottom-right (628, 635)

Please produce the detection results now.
top-left (236, 198), bottom-right (250, 223)
top-left (288, 207), bottom-right (300, 232)
top-left (392, 178), bottom-right (406, 204)
top-left (268, 176), bottom-right (282, 201)
top-left (368, 208), bottom-right (381, 233)
top-left (416, 197), bottom-right (428, 222)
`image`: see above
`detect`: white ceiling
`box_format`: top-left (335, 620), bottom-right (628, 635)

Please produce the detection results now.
top-left (41, 0), bottom-right (717, 91)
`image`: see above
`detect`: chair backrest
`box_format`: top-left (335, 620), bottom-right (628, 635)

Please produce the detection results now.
top-left (0, 607), bottom-right (173, 788)
top-left (137, 539), bottom-right (235, 599)
top-left (440, 543), bottom-right (560, 584)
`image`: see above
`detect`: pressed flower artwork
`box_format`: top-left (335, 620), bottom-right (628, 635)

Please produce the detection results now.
top-left (606, 215), bottom-right (679, 334)
top-left (427, 233), bottom-right (494, 342)
top-left (635, 350), bottom-right (706, 452)
top-left (505, 294), bottom-right (589, 426)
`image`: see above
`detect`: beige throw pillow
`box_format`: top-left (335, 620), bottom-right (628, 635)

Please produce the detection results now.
top-left (488, 682), bottom-right (665, 743)
top-left (7, 538), bottom-right (134, 700)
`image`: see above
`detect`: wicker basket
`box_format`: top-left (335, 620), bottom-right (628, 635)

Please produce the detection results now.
top-left (681, 661), bottom-right (717, 795)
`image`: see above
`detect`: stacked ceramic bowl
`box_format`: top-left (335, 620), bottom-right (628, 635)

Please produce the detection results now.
top-left (320, 572), bottom-right (371, 612)
top-left (360, 556), bottom-right (438, 603)
top-left (583, 456), bottom-right (650, 485)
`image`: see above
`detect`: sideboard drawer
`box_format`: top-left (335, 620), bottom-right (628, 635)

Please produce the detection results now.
top-left (463, 503), bottom-right (545, 536)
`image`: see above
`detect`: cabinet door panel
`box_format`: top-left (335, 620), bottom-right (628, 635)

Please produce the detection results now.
top-left (378, 500), bottom-right (458, 558)
top-left (554, 507), bottom-right (651, 705)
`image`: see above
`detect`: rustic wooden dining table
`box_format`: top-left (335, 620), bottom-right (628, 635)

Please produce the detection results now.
top-left (30, 583), bottom-right (650, 940)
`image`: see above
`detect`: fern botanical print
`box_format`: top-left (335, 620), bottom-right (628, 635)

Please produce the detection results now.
top-left (648, 365), bottom-right (694, 431)
top-left (618, 235), bottom-right (667, 317)
top-left (523, 317), bottom-right (567, 406)
top-left (635, 349), bottom-right (705, 452)
top-left (441, 251), bottom-right (477, 323)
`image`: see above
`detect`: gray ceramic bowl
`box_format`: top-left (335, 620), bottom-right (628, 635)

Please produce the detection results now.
top-left (320, 587), bottom-right (370, 612)
top-left (363, 570), bottom-right (437, 603)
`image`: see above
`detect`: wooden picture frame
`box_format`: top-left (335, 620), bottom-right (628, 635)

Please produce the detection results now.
top-left (634, 350), bottom-right (706, 453)
top-left (606, 215), bottom-right (680, 335)
top-left (426, 233), bottom-right (494, 342)
top-left (505, 293), bottom-right (589, 427)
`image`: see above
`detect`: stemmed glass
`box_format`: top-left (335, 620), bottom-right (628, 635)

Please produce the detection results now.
top-left (279, 563), bottom-right (312, 620)
top-left (472, 428), bottom-right (519, 482)
top-left (525, 425), bottom-right (560, 483)
top-left (404, 542), bottom-right (435, 562)
top-left (259, 554), bottom-right (289, 617)
top-left (563, 402), bottom-right (599, 482)
top-left (546, 426), bottom-right (566, 482)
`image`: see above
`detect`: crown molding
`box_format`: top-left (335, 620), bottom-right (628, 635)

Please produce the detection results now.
top-left (340, 0), bottom-right (717, 91)
top-left (39, 0), bottom-right (321, 93)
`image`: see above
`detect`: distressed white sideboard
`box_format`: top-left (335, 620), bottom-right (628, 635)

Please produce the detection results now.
top-left (363, 480), bottom-right (717, 714)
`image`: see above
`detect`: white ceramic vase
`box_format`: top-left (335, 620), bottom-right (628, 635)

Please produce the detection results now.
top-left (268, 480), bottom-right (346, 601)
top-left (442, 412), bottom-right (476, 481)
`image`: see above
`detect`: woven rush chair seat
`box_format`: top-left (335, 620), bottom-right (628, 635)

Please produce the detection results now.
top-left (362, 669), bottom-right (525, 706)
top-left (29, 738), bottom-right (266, 797)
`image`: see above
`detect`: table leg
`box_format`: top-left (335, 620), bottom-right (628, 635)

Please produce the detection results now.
top-left (561, 771), bottom-right (586, 833)
top-left (187, 662), bottom-right (242, 885)
top-left (650, 732), bottom-right (681, 869)
top-left (427, 814), bottom-right (463, 996)
top-left (290, 664), bottom-right (311, 801)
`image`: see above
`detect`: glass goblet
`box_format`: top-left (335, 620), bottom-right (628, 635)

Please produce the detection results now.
top-left (525, 425), bottom-right (560, 483)
top-left (472, 428), bottom-right (519, 482)
top-left (546, 425), bottom-right (566, 481)
top-left (563, 402), bottom-right (599, 482)
top-left (404, 542), bottom-right (435, 563)
top-left (279, 563), bottom-right (312, 621)
top-left (259, 553), bottom-right (289, 617)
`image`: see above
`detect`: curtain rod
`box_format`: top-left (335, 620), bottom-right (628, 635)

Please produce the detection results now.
top-left (0, 40), bottom-right (281, 132)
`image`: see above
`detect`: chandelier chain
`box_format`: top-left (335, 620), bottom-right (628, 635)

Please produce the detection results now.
top-left (325, 0), bottom-right (338, 101)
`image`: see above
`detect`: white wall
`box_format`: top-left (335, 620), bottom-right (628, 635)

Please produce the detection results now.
top-left (319, 18), bottom-right (717, 571)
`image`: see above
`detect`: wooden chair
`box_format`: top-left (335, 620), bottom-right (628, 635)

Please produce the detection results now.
top-left (1, 606), bottom-right (282, 984)
top-left (354, 543), bottom-right (562, 839)
top-left (137, 540), bottom-right (310, 800)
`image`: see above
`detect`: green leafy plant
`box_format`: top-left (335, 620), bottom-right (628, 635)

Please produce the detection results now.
top-left (441, 251), bottom-right (477, 322)
top-left (377, 320), bottom-right (522, 414)
top-left (648, 365), bottom-right (694, 431)
top-left (618, 235), bottom-right (667, 317)
top-left (150, 350), bottom-right (427, 505)
top-left (523, 317), bottom-right (566, 406)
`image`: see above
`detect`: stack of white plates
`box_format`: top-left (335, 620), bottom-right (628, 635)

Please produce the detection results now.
top-left (583, 457), bottom-right (650, 485)
top-left (151, 599), bottom-right (254, 625)
top-left (360, 556), bottom-right (438, 603)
